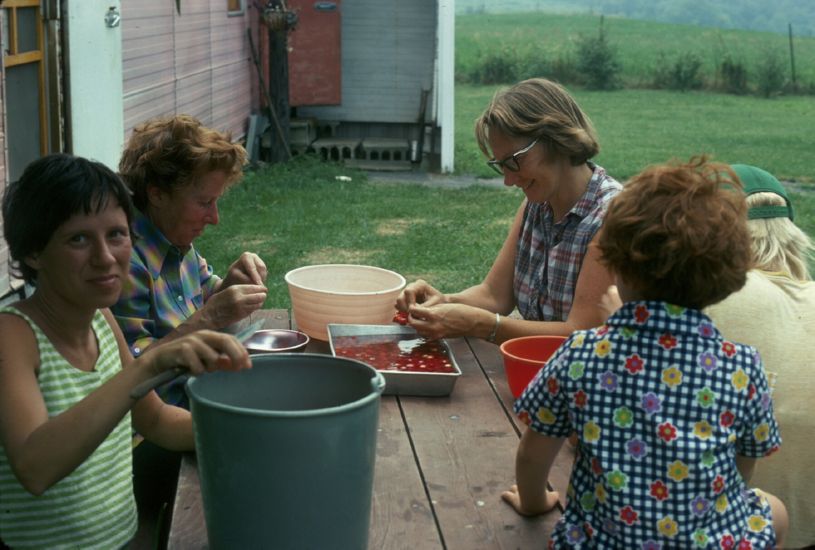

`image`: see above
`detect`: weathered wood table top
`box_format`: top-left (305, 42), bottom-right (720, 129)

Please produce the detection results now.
top-left (167, 309), bottom-right (574, 549)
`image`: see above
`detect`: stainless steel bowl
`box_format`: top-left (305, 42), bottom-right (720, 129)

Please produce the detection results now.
top-left (242, 329), bottom-right (310, 354)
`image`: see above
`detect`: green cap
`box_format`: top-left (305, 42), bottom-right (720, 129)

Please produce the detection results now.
top-left (731, 164), bottom-right (794, 221)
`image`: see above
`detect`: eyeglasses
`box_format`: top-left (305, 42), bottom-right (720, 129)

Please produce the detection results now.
top-left (486, 138), bottom-right (539, 175)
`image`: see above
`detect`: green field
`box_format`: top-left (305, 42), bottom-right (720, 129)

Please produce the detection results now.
top-left (456, 12), bottom-right (815, 89)
top-left (454, 13), bottom-right (815, 182)
top-left (197, 158), bottom-right (522, 308)
top-left (455, 85), bottom-right (815, 182)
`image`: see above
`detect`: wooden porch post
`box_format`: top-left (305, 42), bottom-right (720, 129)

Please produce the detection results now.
top-left (267, 0), bottom-right (290, 163)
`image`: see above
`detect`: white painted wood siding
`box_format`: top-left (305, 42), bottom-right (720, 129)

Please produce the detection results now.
top-left (67, 0), bottom-right (124, 171)
top-left (122, 0), bottom-right (251, 140)
top-left (297, 0), bottom-right (438, 124)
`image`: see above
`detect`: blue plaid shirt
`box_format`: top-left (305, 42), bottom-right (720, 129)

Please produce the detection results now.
top-left (516, 302), bottom-right (781, 549)
top-left (514, 163), bottom-right (621, 321)
top-left (112, 210), bottom-right (220, 407)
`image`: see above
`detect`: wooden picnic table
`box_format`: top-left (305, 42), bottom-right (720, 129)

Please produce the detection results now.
top-left (167, 309), bottom-right (575, 549)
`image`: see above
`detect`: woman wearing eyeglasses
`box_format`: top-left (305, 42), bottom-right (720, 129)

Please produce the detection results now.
top-left (396, 78), bottom-right (621, 343)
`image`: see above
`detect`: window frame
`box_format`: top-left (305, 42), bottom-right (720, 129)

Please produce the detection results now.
top-left (227, 0), bottom-right (245, 17)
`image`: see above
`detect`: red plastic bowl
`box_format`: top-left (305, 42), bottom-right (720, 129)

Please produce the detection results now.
top-left (499, 335), bottom-right (567, 398)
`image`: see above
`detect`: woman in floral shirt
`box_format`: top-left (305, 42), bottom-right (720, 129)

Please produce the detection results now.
top-left (504, 157), bottom-right (788, 549)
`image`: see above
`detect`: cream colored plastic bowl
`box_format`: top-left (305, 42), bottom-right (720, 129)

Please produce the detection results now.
top-left (285, 264), bottom-right (407, 341)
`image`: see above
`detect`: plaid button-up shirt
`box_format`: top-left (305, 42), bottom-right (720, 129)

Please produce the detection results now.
top-left (112, 209), bottom-right (220, 357)
top-left (514, 163), bottom-right (621, 321)
top-left (112, 210), bottom-right (220, 405)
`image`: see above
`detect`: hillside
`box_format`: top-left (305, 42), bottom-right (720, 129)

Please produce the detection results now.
top-left (456, 0), bottom-right (815, 37)
top-left (456, 12), bottom-right (815, 90)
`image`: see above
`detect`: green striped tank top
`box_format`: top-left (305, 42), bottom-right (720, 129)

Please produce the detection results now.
top-left (0, 307), bottom-right (137, 549)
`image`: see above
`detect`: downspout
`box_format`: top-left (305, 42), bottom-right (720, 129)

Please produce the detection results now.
top-left (43, 0), bottom-right (64, 153)
top-left (437, 0), bottom-right (454, 173)
top-left (60, 0), bottom-right (72, 153)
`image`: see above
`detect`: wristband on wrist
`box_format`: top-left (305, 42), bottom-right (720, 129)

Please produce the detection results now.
top-left (487, 312), bottom-right (500, 343)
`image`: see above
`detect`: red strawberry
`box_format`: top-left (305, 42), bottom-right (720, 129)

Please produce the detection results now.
top-left (392, 311), bottom-right (409, 325)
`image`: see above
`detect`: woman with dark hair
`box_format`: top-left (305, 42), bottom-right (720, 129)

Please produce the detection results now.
top-left (113, 114), bottom-right (267, 407)
top-left (396, 78), bottom-right (621, 343)
top-left (0, 154), bottom-right (250, 548)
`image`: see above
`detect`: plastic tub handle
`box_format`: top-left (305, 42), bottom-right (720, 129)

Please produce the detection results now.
top-left (371, 372), bottom-right (386, 395)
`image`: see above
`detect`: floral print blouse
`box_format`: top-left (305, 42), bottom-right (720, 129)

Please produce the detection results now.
top-left (515, 301), bottom-right (781, 549)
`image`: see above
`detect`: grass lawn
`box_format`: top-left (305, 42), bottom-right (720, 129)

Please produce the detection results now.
top-left (788, 190), bottom-right (815, 250)
top-left (196, 157), bottom-right (520, 309)
top-left (456, 85), bottom-right (815, 182)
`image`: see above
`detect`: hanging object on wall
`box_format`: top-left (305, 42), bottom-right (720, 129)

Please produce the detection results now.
top-left (257, 0), bottom-right (298, 31)
top-left (104, 6), bottom-right (121, 28)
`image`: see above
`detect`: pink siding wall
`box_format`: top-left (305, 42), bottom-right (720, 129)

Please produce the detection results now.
top-left (121, 0), bottom-right (251, 140)
top-left (0, 14), bottom-right (9, 297)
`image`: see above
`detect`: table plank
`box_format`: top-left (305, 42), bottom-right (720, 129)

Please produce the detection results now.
top-left (306, 339), bottom-right (443, 549)
top-left (369, 397), bottom-right (443, 549)
top-left (467, 337), bottom-right (575, 511)
top-left (167, 456), bottom-right (206, 550)
top-left (398, 337), bottom-right (560, 549)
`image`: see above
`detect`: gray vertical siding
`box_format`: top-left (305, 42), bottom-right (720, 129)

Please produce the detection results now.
top-left (122, 0), bottom-right (251, 139)
top-left (297, 0), bottom-right (438, 124)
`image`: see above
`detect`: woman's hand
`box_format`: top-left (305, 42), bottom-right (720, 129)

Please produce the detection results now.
top-left (138, 329), bottom-right (252, 378)
top-left (501, 484), bottom-right (559, 517)
top-left (202, 284), bottom-right (268, 328)
top-left (223, 252), bottom-right (268, 287)
top-left (396, 279), bottom-right (447, 311)
top-left (407, 303), bottom-right (488, 340)
top-left (131, 330), bottom-right (251, 453)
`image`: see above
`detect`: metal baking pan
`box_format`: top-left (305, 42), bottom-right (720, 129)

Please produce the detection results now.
top-left (327, 324), bottom-right (461, 397)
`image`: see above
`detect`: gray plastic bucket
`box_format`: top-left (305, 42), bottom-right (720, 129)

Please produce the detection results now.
top-left (186, 353), bottom-right (386, 550)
